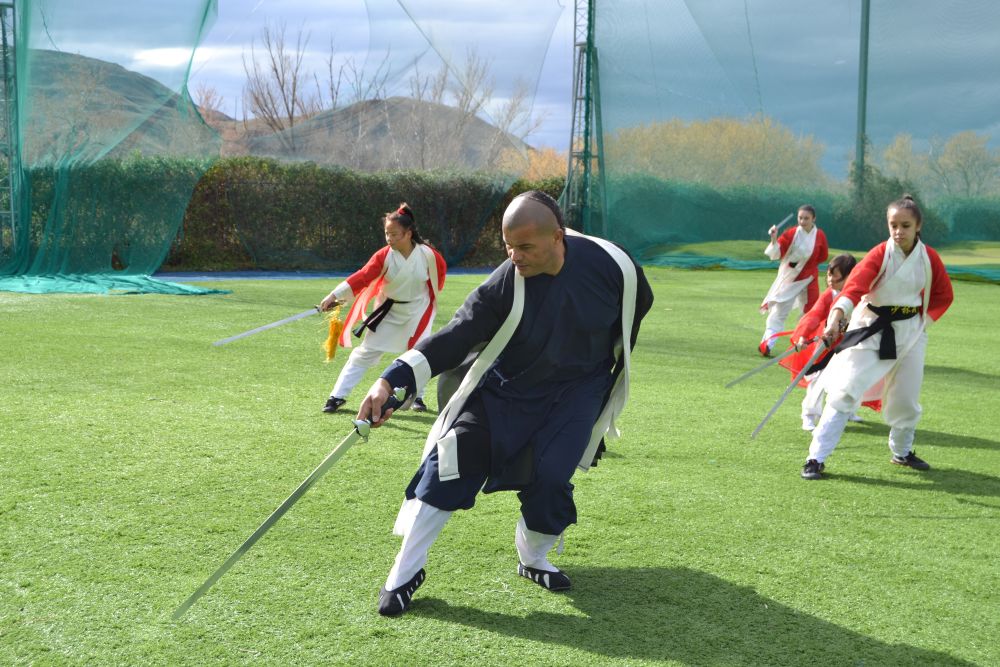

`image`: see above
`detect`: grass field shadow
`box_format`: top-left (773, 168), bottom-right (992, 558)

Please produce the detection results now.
top-left (414, 567), bottom-right (975, 665)
top-left (827, 467), bottom-right (1000, 498)
top-left (845, 422), bottom-right (1000, 452)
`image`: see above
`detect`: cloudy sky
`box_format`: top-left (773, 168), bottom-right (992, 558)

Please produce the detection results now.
top-left (27, 0), bottom-right (1000, 176)
top-left (185, 0), bottom-right (576, 150)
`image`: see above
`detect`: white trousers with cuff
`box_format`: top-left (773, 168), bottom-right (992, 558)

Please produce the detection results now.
top-left (806, 334), bottom-right (926, 463)
top-left (383, 501), bottom-right (564, 590)
top-left (331, 343), bottom-right (425, 400)
top-left (761, 298), bottom-right (797, 347)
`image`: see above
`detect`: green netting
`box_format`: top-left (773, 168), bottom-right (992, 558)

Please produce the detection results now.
top-left (588, 0), bottom-right (1000, 282)
top-left (0, 0), bottom-right (224, 294)
top-left (202, 0), bottom-right (561, 272)
top-left (0, 1), bottom-right (563, 291)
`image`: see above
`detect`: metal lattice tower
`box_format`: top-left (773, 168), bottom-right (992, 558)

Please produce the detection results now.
top-left (0, 0), bottom-right (16, 262)
top-left (563, 0), bottom-right (605, 235)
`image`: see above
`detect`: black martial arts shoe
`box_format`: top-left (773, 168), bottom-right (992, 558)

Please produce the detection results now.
top-left (412, 397), bottom-right (428, 412)
top-left (378, 569), bottom-right (426, 617)
top-left (891, 451), bottom-right (930, 471)
top-left (322, 397), bottom-right (346, 413)
top-left (517, 562), bottom-right (571, 591)
top-left (801, 459), bottom-right (825, 480)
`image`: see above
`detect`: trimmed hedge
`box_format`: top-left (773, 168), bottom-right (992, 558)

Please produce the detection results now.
top-left (167, 157), bottom-right (565, 271)
top-left (936, 197), bottom-right (1000, 241)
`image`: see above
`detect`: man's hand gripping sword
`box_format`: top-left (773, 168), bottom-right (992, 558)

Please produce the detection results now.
top-left (172, 387), bottom-right (406, 619)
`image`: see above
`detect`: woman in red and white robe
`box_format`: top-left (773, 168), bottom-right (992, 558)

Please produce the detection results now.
top-left (780, 253), bottom-right (878, 430)
top-left (800, 196), bottom-right (953, 480)
top-left (318, 203), bottom-right (447, 413)
top-left (759, 205), bottom-right (829, 356)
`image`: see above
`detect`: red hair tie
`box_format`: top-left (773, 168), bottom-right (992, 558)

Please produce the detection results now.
top-left (397, 206), bottom-right (408, 216)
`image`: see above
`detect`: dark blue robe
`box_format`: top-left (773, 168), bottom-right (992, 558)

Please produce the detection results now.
top-left (382, 235), bottom-right (653, 533)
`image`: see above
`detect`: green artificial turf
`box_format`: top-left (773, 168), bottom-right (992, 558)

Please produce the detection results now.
top-left (1, 270), bottom-right (997, 666)
top-left (643, 239), bottom-right (1000, 270)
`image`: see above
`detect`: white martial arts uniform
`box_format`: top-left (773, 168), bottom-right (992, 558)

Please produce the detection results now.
top-left (330, 244), bottom-right (444, 400)
top-left (807, 239), bottom-right (953, 463)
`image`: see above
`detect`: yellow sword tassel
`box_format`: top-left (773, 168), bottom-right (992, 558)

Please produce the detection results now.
top-left (323, 306), bottom-right (344, 362)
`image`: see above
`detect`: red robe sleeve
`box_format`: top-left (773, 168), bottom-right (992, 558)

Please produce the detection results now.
top-left (430, 246), bottom-right (447, 291)
top-left (792, 288), bottom-right (834, 342)
top-left (836, 242), bottom-right (887, 309)
top-left (345, 246), bottom-right (390, 295)
top-left (924, 246), bottom-right (954, 322)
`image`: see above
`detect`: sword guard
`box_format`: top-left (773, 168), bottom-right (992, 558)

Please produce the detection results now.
top-left (354, 420), bottom-right (371, 439)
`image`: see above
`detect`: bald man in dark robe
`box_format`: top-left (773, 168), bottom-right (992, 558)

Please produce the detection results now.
top-left (357, 191), bottom-right (654, 616)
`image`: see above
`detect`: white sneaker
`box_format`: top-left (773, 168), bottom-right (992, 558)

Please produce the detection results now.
top-left (801, 415), bottom-right (818, 431)
top-left (847, 413), bottom-right (864, 423)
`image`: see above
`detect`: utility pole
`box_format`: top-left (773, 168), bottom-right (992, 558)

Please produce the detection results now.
top-left (854, 0), bottom-right (871, 200)
top-left (564, 0), bottom-right (604, 234)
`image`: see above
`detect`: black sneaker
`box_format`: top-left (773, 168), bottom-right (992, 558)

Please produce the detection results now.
top-left (517, 562), bottom-right (571, 591)
top-left (891, 451), bottom-right (930, 471)
top-left (412, 397), bottom-right (427, 412)
top-left (801, 459), bottom-right (825, 480)
top-left (377, 569), bottom-right (426, 617)
top-left (322, 397), bottom-right (346, 413)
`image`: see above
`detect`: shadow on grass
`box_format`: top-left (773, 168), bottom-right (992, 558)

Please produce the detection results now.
top-left (925, 364), bottom-right (999, 389)
top-left (826, 468), bottom-right (1000, 498)
top-left (412, 566), bottom-right (974, 665)
top-left (844, 421), bottom-right (1000, 452)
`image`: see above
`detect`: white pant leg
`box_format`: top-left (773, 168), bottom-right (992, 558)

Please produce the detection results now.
top-left (384, 500), bottom-right (452, 590)
top-left (515, 516), bottom-right (561, 573)
top-left (330, 344), bottom-right (384, 399)
top-left (883, 333), bottom-right (927, 456)
top-left (807, 404), bottom-right (851, 463)
top-left (762, 298), bottom-right (795, 344)
top-left (801, 374), bottom-right (826, 420)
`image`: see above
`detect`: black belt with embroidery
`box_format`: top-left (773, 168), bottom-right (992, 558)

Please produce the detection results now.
top-left (352, 298), bottom-right (411, 337)
top-left (833, 304), bottom-right (921, 360)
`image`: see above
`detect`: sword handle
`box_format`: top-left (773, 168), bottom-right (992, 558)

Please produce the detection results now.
top-left (355, 387), bottom-right (407, 438)
top-left (383, 386), bottom-right (406, 414)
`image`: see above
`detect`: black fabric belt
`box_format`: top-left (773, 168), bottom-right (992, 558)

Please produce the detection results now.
top-left (833, 304), bottom-right (920, 361)
top-left (352, 298), bottom-right (410, 338)
top-left (807, 304), bottom-right (920, 374)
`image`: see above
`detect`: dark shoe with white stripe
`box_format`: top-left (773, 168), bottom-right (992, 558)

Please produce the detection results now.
top-left (377, 569), bottom-right (425, 616)
top-left (801, 459), bottom-right (825, 480)
top-left (891, 451), bottom-right (930, 471)
top-left (517, 562), bottom-right (571, 591)
top-left (323, 397), bottom-right (346, 413)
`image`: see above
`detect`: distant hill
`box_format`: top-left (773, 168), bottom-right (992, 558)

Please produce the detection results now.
top-left (22, 50), bottom-right (527, 171)
top-left (241, 96), bottom-right (529, 170)
top-left (22, 49), bottom-right (218, 164)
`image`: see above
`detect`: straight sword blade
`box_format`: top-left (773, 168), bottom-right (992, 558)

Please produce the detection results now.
top-left (771, 212), bottom-right (795, 235)
top-left (725, 344), bottom-right (800, 388)
top-left (212, 307), bottom-right (319, 346)
top-left (172, 421), bottom-right (368, 619)
top-left (172, 388), bottom-right (406, 619)
top-left (750, 342), bottom-right (828, 439)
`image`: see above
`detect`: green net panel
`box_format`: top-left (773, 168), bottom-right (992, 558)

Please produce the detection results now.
top-left (0, 0), bottom-right (562, 293)
top-left (189, 0), bottom-right (562, 273)
top-left (0, 0), bottom-right (223, 294)
top-left (589, 0), bottom-right (1000, 282)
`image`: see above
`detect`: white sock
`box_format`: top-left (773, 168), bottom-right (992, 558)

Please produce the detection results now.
top-left (384, 500), bottom-right (451, 590)
top-left (515, 517), bottom-right (561, 573)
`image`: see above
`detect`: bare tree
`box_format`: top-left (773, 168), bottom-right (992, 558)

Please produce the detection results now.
top-left (193, 81), bottom-right (224, 116)
top-left (242, 21), bottom-right (321, 153)
top-left (927, 131), bottom-right (1000, 198)
top-left (400, 50), bottom-right (544, 171)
